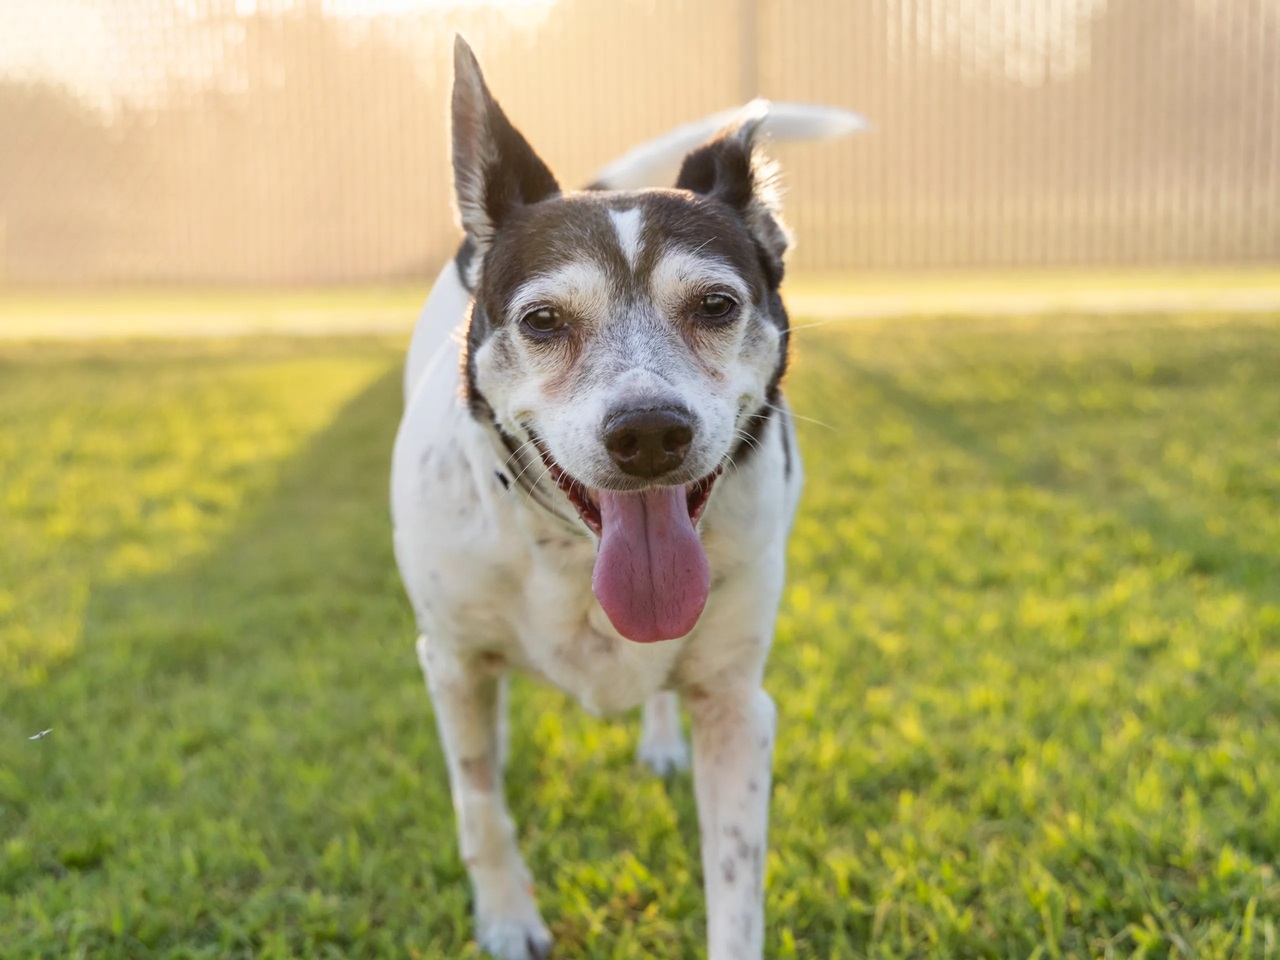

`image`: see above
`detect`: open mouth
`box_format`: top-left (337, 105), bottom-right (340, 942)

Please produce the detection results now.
top-left (531, 438), bottom-right (722, 644)
top-left (535, 442), bottom-right (722, 538)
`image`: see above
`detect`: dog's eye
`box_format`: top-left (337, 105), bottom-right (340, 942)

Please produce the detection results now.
top-left (695, 294), bottom-right (736, 320)
top-left (522, 307), bottom-right (564, 333)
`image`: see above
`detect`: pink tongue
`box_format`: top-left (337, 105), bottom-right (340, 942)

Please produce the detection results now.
top-left (592, 486), bottom-right (710, 643)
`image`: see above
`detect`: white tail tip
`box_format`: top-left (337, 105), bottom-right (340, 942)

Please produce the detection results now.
top-left (592, 101), bottom-right (869, 191)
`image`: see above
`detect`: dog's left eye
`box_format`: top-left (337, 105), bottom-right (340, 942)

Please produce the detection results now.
top-left (695, 294), bottom-right (737, 320)
top-left (522, 307), bottom-right (565, 333)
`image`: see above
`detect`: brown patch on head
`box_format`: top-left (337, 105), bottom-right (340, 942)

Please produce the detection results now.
top-left (673, 107), bottom-right (791, 289)
top-left (476, 188), bottom-right (773, 328)
top-left (465, 187), bottom-right (779, 417)
top-left (450, 38), bottom-right (559, 255)
top-left (463, 179), bottom-right (793, 492)
top-left (478, 194), bottom-right (629, 321)
top-left (632, 190), bottom-right (768, 301)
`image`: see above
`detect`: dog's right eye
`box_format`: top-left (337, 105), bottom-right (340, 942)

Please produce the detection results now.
top-left (521, 307), bottom-right (564, 334)
top-left (695, 293), bottom-right (737, 321)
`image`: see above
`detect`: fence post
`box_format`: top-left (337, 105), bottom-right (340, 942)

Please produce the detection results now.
top-left (739, 0), bottom-right (759, 100)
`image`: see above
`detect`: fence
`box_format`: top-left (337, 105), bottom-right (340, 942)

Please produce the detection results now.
top-left (1, 0), bottom-right (1277, 284)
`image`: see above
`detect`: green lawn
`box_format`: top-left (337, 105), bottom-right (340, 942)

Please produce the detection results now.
top-left (2, 313), bottom-right (1278, 959)
top-left (4, 268), bottom-right (1279, 339)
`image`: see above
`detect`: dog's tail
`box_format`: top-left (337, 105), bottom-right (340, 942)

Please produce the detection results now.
top-left (588, 100), bottom-right (867, 191)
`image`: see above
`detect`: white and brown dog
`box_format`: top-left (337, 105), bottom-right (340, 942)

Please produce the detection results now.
top-left (391, 37), bottom-right (862, 960)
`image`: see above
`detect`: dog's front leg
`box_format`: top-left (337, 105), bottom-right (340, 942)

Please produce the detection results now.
top-left (416, 636), bottom-right (551, 960)
top-left (687, 682), bottom-right (777, 960)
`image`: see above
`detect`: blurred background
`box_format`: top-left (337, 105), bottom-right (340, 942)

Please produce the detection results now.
top-left (1, 0), bottom-right (1277, 296)
top-left (5, 5), bottom-right (1280, 955)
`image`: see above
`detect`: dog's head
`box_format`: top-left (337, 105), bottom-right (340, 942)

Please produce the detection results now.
top-left (451, 38), bottom-right (792, 644)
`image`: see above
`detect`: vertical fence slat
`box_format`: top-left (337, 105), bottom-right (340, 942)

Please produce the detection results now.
top-left (0, 0), bottom-right (1275, 284)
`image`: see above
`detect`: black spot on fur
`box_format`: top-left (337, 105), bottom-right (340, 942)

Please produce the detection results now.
top-left (676, 136), bottom-right (755, 210)
top-left (721, 856), bottom-right (737, 884)
top-left (674, 124), bottom-right (787, 286)
top-left (451, 41), bottom-right (559, 238)
top-left (495, 470), bottom-right (510, 490)
top-left (765, 286), bottom-right (791, 381)
top-left (479, 115), bottom-right (559, 232)
top-left (461, 315), bottom-right (494, 423)
top-left (724, 825), bottom-right (750, 859)
top-left (454, 238), bottom-right (477, 293)
top-left (778, 407), bottom-right (792, 480)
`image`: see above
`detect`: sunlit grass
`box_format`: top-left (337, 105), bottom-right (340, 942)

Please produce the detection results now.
top-left (0, 286), bottom-right (426, 318)
top-left (4, 268), bottom-right (1280, 339)
top-left (1, 314), bottom-right (1278, 958)
top-left (786, 267), bottom-right (1280, 297)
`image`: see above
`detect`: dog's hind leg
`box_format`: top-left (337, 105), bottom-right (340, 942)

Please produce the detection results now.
top-left (687, 683), bottom-right (777, 960)
top-left (416, 636), bottom-right (551, 960)
top-left (637, 690), bottom-right (690, 776)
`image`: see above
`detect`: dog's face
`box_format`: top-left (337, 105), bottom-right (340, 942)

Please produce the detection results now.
top-left (451, 40), bottom-right (792, 643)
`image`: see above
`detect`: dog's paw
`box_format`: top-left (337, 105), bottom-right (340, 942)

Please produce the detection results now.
top-left (477, 916), bottom-right (553, 960)
top-left (473, 866), bottom-right (552, 960)
top-left (637, 736), bottom-right (690, 777)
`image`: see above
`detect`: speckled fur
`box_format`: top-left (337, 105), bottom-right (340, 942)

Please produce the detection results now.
top-left (391, 38), bottom-right (814, 960)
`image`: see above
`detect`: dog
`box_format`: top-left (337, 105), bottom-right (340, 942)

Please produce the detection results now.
top-left (391, 37), bottom-right (863, 960)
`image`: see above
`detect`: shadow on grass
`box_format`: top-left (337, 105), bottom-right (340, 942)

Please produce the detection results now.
top-left (80, 364), bottom-right (410, 689)
top-left (4, 355), bottom-right (700, 956)
top-left (840, 356), bottom-right (1280, 606)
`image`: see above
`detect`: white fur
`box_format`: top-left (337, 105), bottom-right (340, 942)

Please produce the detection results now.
top-left (638, 690), bottom-right (690, 775)
top-left (472, 245), bottom-right (768, 502)
top-left (392, 84), bottom-right (830, 960)
top-left (608, 207), bottom-right (645, 268)
top-left (648, 248), bottom-right (752, 315)
top-left (506, 260), bottom-right (614, 325)
top-left (591, 99), bottom-right (868, 191)
top-left (393, 273), bottom-right (798, 960)
top-left (404, 260), bottom-right (471, 404)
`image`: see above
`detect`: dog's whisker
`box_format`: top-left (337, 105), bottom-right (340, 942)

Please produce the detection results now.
top-left (504, 438), bottom-right (540, 468)
top-left (508, 460), bottom-right (538, 489)
top-left (521, 463), bottom-right (556, 507)
top-left (762, 402), bottom-right (834, 430)
top-left (512, 460), bottom-right (548, 493)
top-left (689, 236), bottom-right (717, 258)
top-left (509, 444), bottom-right (550, 487)
top-left (787, 316), bottom-right (862, 333)
top-left (505, 437), bottom-right (538, 460)
top-left (509, 456), bottom-right (541, 487)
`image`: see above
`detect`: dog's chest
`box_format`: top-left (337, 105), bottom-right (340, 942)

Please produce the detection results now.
top-left (505, 528), bottom-right (686, 716)
top-left (393, 414), bottom-right (685, 717)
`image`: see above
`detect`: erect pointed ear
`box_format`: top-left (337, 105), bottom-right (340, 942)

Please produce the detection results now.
top-left (674, 100), bottom-right (792, 287)
top-left (451, 36), bottom-right (559, 263)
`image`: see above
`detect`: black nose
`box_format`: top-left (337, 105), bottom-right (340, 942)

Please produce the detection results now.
top-left (603, 406), bottom-right (695, 479)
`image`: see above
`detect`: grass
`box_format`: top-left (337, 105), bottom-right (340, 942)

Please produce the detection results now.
top-left (788, 267), bottom-right (1280, 297)
top-left (1, 311), bottom-right (1279, 959)
top-left (4, 267), bottom-right (1280, 338)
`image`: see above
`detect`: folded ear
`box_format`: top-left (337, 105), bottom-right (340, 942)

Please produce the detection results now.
top-left (451, 36), bottom-right (559, 266)
top-left (674, 101), bottom-right (792, 287)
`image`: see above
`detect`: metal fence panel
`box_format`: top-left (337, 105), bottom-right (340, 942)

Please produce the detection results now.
top-left (0, 0), bottom-right (1276, 283)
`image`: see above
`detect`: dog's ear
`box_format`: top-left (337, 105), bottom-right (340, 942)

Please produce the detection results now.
top-left (451, 36), bottom-right (559, 262)
top-left (674, 101), bottom-right (792, 286)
